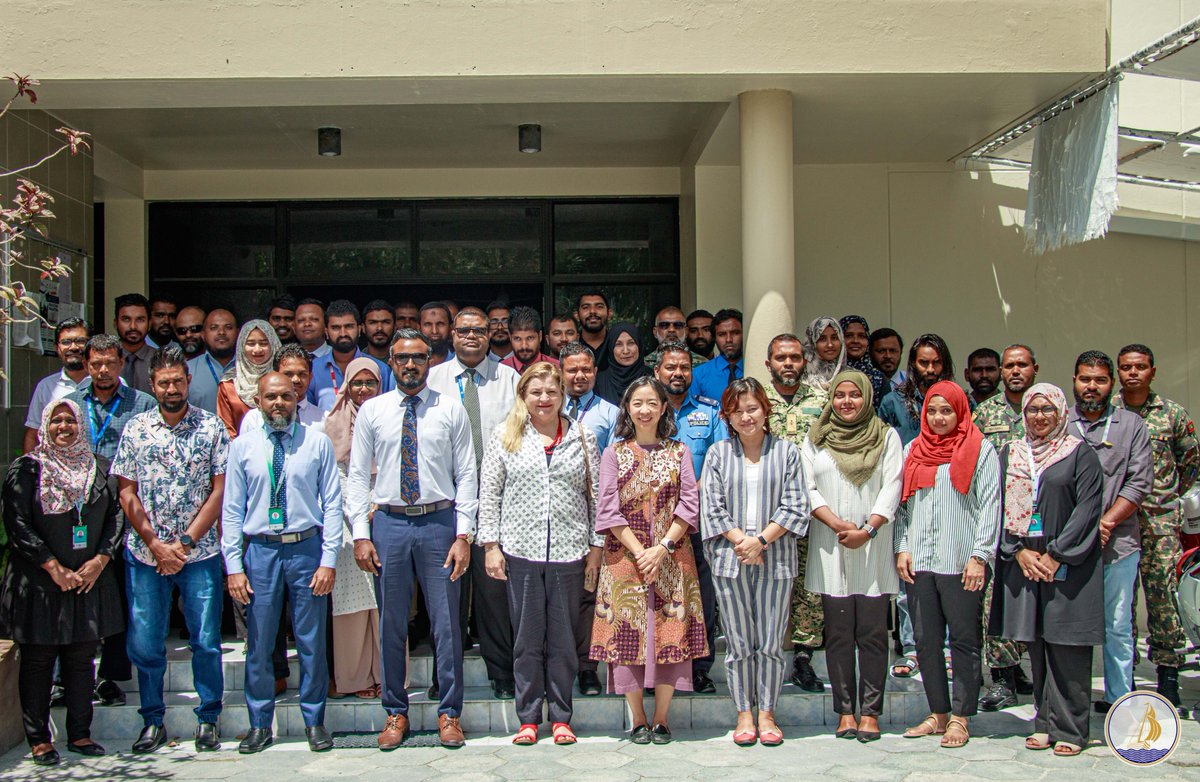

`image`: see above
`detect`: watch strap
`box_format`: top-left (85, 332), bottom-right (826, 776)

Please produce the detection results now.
top-left (757, 534), bottom-right (769, 547)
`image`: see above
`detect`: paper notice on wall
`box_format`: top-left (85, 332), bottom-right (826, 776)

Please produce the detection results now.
top-left (13, 258), bottom-right (76, 355)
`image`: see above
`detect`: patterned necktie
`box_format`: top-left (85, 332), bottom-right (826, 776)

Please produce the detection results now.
top-left (270, 430), bottom-right (288, 524)
top-left (400, 396), bottom-right (421, 504)
top-left (462, 369), bottom-right (483, 471)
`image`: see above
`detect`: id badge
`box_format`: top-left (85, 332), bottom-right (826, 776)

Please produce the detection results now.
top-left (71, 524), bottom-right (87, 550)
top-left (268, 507), bottom-right (285, 533)
top-left (1027, 512), bottom-right (1044, 538)
top-left (786, 413), bottom-right (798, 435)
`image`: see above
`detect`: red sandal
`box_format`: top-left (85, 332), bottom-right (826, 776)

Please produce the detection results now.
top-left (512, 724), bottom-right (539, 745)
top-left (552, 723), bottom-right (577, 745)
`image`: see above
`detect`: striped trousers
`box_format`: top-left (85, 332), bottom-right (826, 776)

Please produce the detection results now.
top-left (714, 567), bottom-right (791, 712)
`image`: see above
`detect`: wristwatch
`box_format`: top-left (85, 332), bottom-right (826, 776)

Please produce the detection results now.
top-left (662, 538), bottom-right (678, 554)
top-left (757, 534), bottom-right (770, 548)
top-left (179, 533), bottom-right (195, 551)
top-left (456, 532), bottom-right (475, 545)
top-left (865, 525), bottom-right (879, 539)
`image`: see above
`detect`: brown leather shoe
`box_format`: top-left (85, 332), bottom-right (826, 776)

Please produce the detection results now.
top-left (274, 677), bottom-right (287, 697)
top-left (438, 714), bottom-right (465, 748)
top-left (377, 713), bottom-right (408, 751)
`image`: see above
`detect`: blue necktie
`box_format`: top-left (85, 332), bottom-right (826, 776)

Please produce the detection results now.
top-left (401, 396), bottom-right (421, 504)
top-left (270, 430), bottom-right (288, 524)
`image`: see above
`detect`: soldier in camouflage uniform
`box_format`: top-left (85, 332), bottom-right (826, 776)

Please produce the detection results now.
top-left (1115, 344), bottom-right (1200, 712)
top-left (971, 344), bottom-right (1037, 709)
top-left (763, 333), bottom-right (828, 692)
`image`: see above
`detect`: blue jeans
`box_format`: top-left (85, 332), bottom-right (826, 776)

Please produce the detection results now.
top-left (1103, 551), bottom-right (1141, 704)
top-left (126, 555), bottom-right (224, 726)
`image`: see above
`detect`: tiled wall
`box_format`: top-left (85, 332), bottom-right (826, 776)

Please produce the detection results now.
top-left (0, 108), bottom-right (94, 462)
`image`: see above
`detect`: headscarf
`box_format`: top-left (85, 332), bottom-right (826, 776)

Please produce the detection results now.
top-left (840, 314), bottom-right (888, 409)
top-left (324, 357), bottom-right (382, 466)
top-left (226, 319), bottom-right (282, 407)
top-left (801, 316), bottom-right (846, 393)
top-left (1003, 383), bottom-right (1082, 536)
top-left (807, 370), bottom-right (889, 486)
top-left (901, 380), bottom-right (984, 502)
top-left (30, 399), bottom-right (96, 515)
top-left (594, 322), bottom-right (650, 405)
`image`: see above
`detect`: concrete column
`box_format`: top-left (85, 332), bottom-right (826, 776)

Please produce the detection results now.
top-left (739, 90), bottom-right (795, 384)
top-left (103, 197), bottom-right (148, 299)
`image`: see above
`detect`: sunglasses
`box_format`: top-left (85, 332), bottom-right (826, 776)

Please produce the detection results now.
top-left (176, 325), bottom-right (204, 335)
top-left (657, 320), bottom-right (686, 330)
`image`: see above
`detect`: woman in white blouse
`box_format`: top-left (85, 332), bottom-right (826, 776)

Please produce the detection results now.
top-left (478, 362), bottom-right (601, 747)
top-left (802, 370), bottom-right (903, 743)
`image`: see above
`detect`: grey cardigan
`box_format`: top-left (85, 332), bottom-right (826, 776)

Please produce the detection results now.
top-left (699, 434), bottom-right (811, 579)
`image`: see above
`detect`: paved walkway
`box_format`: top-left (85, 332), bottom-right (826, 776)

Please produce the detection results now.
top-left (2, 718), bottom-right (1198, 781)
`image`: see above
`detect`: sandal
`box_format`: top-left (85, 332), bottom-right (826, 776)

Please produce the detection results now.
top-left (892, 654), bottom-right (919, 678)
top-left (355, 687), bottom-right (377, 699)
top-left (733, 726), bottom-right (757, 746)
top-left (903, 715), bottom-right (946, 738)
top-left (1025, 733), bottom-right (1051, 751)
top-left (758, 726), bottom-right (783, 747)
top-left (552, 723), bottom-right (577, 745)
top-left (940, 718), bottom-right (969, 748)
top-left (512, 724), bottom-right (539, 745)
top-left (1053, 742), bottom-right (1082, 756)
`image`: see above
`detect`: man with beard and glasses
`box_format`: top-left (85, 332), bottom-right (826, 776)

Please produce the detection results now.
top-left (362, 299), bottom-right (395, 363)
top-left (691, 308), bottom-right (744, 402)
top-left (295, 299), bottom-right (331, 359)
top-left (869, 327), bottom-right (905, 393)
top-left (575, 291), bottom-right (611, 367)
top-left (111, 347), bottom-right (230, 755)
top-left (348, 329), bottom-right (477, 749)
top-left (1114, 343), bottom-right (1200, 715)
top-left (761, 333), bottom-right (830, 693)
top-left (114, 293), bottom-right (155, 394)
top-left (393, 300), bottom-right (420, 331)
top-left (1065, 351), bottom-right (1152, 715)
top-left (686, 309), bottom-right (715, 361)
top-left (187, 308), bottom-right (239, 414)
top-left (23, 318), bottom-right (92, 454)
top-left (644, 306), bottom-right (707, 369)
top-left (428, 309), bottom-right (520, 701)
top-left (420, 301), bottom-right (454, 361)
top-left (500, 306), bottom-right (558, 373)
top-left (309, 300), bottom-right (394, 412)
top-left (174, 306), bottom-right (207, 358)
top-left (545, 313), bottom-right (580, 360)
top-left (222, 372), bottom-right (342, 754)
top-left (486, 301), bottom-right (512, 362)
top-left (147, 296), bottom-right (180, 350)
top-left (267, 295), bottom-right (298, 345)
top-left (653, 341), bottom-right (727, 695)
top-left (964, 348), bottom-right (1001, 409)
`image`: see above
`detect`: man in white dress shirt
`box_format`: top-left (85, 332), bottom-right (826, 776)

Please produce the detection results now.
top-left (348, 329), bottom-right (477, 749)
top-left (427, 308), bottom-right (520, 700)
top-left (23, 317), bottom-right (91, 453)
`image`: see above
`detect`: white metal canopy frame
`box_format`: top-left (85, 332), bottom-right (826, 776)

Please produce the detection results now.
top-left (960, 16), bottom-right (1200, 192)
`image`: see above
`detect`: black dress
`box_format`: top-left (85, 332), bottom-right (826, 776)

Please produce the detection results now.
top-left (0, 457), bottom-right (125, 645)
top-left (990, 444), bottom-right (1104, 646)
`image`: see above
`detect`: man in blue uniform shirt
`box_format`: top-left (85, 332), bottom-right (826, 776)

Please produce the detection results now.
top-left (560, 341), bottom-right (619, 451)
top-left (308, 299), bottom-right (394, 411)
top-left (689, 308), bottom-right (743, 401)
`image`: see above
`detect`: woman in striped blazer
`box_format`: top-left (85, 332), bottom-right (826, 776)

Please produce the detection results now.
top-left (700, 378), bottom-right (811, 747)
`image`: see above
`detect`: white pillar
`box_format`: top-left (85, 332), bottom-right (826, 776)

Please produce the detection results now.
top-left (739, 90), bottom-right (795, 384)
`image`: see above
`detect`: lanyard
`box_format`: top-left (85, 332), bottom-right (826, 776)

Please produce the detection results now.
top-left (1026, 442), bottom-right (1043, 511)
top-left (572, 393), bottom-right (598, 418)
top-left (329, 364), bottom-right (341, 393)
top-left (1074, 410), bottom-right (1114, 448)
top-left (203, 355), bottom-right (223, 386)
top-left (85, 393), bottom-right (118, 449)
top-left (455, 369), bottom-right (479, 403)
top-left (265, 426), bottom-right (294, 506)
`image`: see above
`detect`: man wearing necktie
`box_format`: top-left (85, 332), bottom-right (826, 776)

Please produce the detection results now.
top-left (690, 309), bottom-right (744, 402)
top-left (222, 373), bottom-right (342, 753)
top-left (349, 330), bottom-right (478, 749)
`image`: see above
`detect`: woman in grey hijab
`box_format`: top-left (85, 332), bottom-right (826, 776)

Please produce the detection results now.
top-left (801, 316), bottom-right (846, 393)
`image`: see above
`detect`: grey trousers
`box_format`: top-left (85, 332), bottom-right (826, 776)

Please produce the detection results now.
top-left (713, 568), bottom-right (790, 712)
top-left (822, 594), bottom-right (890, 717)
top-left (506, 555), bottom-right (585, 725)
top-left (1030, 639), bottom-right (1092, 747)
top-left (908, 571), bottom-right (983, 717)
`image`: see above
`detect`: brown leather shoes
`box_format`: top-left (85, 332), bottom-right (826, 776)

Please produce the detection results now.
top-left (438, 714), bottom-right (465, 748)
top-left (377, 713), bottom-right (408, 751)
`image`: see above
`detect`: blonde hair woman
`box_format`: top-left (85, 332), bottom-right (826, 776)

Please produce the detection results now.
top-left (477, 362), bottom-right (601, 746)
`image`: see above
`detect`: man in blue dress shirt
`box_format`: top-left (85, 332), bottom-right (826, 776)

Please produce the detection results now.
top-left (689, 308), bottom-right (743, 401)
top-left (186, 309), bottom-right (238, 414)
top-left (308, 300), bottom-right (393, 411)
top-left (655, 341), bottom-right (728, 694)
top-left (222, 372), bottom-right (342, 754)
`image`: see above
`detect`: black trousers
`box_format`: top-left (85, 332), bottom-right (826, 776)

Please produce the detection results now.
top-left (507, 556), bottom-right (584, 725)
top-left (822, 594), bottom-right (890, 717)
top-left (96, 551), bottom-right (131, 682)
top-left (690, 531), bottom-right (716, 676)
top-left (577, 583), bottom-right (598, 673)
top-left (1030, 639), bottom-right (1092, 747)
top-left (471, 543), bottom-right (514, 684)
top-left (908, 571), bottom-right (983, 717)
top-left (20, 641), bottom-right (99, 745)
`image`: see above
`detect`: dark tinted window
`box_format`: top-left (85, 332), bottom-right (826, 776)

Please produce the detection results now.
top-left (289, 206), bottom-right (412, 276)
top-left (418, 204), bottom-right (541, 275)
top-left (554, 202), bottom-right (676, 274)
top-left (149, 204), bottom-right (274, 278)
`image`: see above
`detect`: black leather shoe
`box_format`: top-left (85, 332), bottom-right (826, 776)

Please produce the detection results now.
top-left (67, 740), bottom-right (106, 757)
top-left (629, 724), bottom-right (651, 745)
top-left (94, 679), bottom-right (126, 707)
top-left (651, 723), bottom-right (672, 745)
top-left (493, 680), bottom-right (515, 700)
top-left (790, 654), bottom-right (825, 693)
top-left (1012, 665), bottom-right (1034, 696)
top-left (238, 728), bottom-right (273, 754)
top-left (978, 667), bottom-right (1017, 712)
top-left (31, 748), bottom-right (60, 766)
top-left (692, 672), bottom-right (716, 694)
top-left (578, 670), bottom-right (602, 696)
top-left (131, 725), bottom-right (168, 754)
top-left (1093, 700), bottom-right (1112, 714)
top-left (1158, 665), bottom-right (1188, 717)
top-left (427, 682), bottom-right (440, 701)
top-left (306, 725), bottom-right (334, 752)
top-left (195, 722), bottom-right (220, 752)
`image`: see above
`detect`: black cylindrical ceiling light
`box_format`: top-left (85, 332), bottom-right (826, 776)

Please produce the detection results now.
top-left (318, 126), bottom-right (342, 157)
top-left (519, 123), bottom-right (541, 153)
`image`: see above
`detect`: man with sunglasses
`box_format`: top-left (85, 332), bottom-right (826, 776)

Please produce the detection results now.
top-left (173, 306), bottom-right (207, 358)
top-left (643, 305), bottom-right (708, 369)
top-left (348, 329), bottom-right (478, 749)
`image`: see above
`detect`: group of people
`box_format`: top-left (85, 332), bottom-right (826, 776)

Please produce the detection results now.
top-left (1, 289), bottom-right (1196, 764)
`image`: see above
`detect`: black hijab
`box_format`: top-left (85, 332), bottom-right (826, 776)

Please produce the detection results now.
top-left (594, 322), bottom-right (650, 405)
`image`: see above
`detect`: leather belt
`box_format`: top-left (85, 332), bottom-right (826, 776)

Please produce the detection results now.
top-left (378, 500), bottom-right (455, 517)
top-left (246, 526), bottom-right (320, 545)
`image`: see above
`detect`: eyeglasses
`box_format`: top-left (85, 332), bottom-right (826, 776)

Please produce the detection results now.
top-left (389, 353), bottom-right (430, 366)
top-left (1026, 405), bottom-right (1059, 418)
top-left (454, 327), bottom-right (488, 337)
top-left (657, 320), bottom-right (685, 330)
top-left (175, 325), bottom-right (204, 335)
top-left (58, 337), bottom-right (88, 346)
top-left (349, 379), bottom-right (380, 390)
top-left (488, 318), bottom-right (509, 327)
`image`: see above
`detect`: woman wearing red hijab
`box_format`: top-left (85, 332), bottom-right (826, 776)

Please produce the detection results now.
top-left (894, 381), bottom-right (1002, 749)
